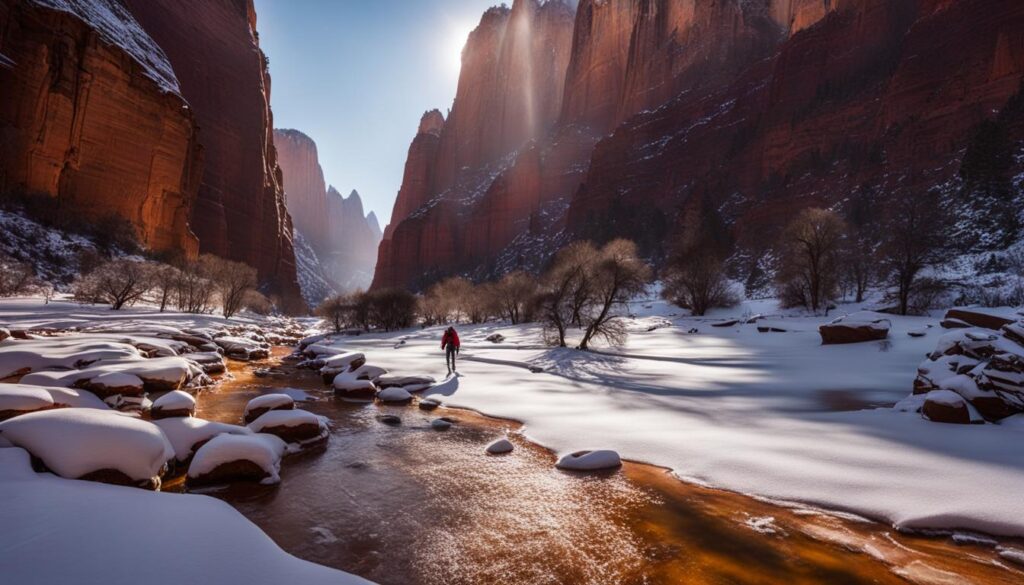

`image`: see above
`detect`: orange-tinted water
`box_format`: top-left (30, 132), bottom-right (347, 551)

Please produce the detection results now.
top-left (189, 349), bottom-right (1024, 585)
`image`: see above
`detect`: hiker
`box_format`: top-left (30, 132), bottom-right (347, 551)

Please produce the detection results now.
top-left (441, 326), bottom-right (460, 375)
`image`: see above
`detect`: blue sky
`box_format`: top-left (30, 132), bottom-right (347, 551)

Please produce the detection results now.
top-left (253, 0), bottom-right (499, 225)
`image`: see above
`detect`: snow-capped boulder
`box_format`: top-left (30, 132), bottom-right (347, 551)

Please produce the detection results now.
top-left (0, 338), bottom-right (141, 379)
top-left (377, 387), bottom-right (413, 404)
top-left (908, 326), bottom-right (930, 338)
top-left (485, 333), bottom-right (505, 343)
top-left (711, 319), bottom-right (740, 328)
top-left (430, 417), bottom-right (455, 431)
top-left (922, 390), bottom-right (985, 425)
top-left (376, 375), bottom-right (436, 389)
top-left (0, 328), bottom-right (9, 342)
top-left (819, 314), bottom-right (890, 345)
top-left (150, 390), bottom-right (196, 419)
top-left (0, 384), bottom-right (54, 421)
top-left (43, 387), bottom-right (110, 410)
top-left (187, 351), bottom-right (227, 374)
top-left (418, 398), bottom-right (441, 411)
top-left (941, 318), bottom-right (971, 329)
top-left (78, 371), bottom-right (145, 398)
top-left (187, 433), bottom-right (286, 486)
top-left (348, 363), bottom-right (388, 381)
top-left (243, 393), bottom-right (295, 424)
top-left (214, 336), bottom-right (270, 361)
top-left (247, 409), bottom-right (327, 446)
top-left (555, 450), bottom-right (622, 471)
top-left (317, 351), bottom-right (366, 380)
top-left (486, 437), bottom-right (514, 454)
top-left (332, 373), bottom-right (378, 401)
top-left (907, 325), bottom-right (1024, 422)
top-left (944, 308), bottom-right (1016, 331)
top-left (0, 408), bottom-right (173, 488)
top-left (153, 417), bottom-right (252, 464)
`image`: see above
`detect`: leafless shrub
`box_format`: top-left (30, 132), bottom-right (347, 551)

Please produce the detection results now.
top-left (200, 254), bottom-right (258, 319)
top-left (776, 208), bottom-right (846, 313)
top-left (74, 259), bottom-right (153, 310)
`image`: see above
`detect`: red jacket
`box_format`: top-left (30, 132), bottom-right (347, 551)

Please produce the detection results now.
top-left (441, 329), bottom-right (460, 350)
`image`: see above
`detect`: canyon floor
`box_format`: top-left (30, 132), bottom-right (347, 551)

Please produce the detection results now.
top-left (2, 297), bottom-right (1024, 584)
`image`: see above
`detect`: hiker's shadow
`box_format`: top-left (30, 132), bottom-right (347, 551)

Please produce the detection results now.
top-left (423, 375), bottom-right (459, 398)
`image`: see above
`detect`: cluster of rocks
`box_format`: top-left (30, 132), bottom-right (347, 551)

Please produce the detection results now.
top-left (0, 382), bottom-right (327, 489)
top-left (903, 308), bottom-right (1024, 424)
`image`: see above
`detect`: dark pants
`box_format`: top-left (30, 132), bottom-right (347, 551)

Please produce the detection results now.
top-left (446, 346), bottom-right (457, 371)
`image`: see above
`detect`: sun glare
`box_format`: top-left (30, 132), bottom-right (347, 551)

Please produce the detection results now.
top-left (445, 23), bottom-right (473, 77)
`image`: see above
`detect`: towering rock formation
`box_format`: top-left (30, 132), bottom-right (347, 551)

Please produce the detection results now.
top-left (274, 129), bottom-right (381, 299)
top-left (376, 0), bottom-right (1024, 289)
top-left (374, 0), bottom-right (578, 289)
top-left (0, 0), bottom-right (200, 256)
top-left (322, 187), bottom-right (380, 291)
top-left (122, 0), bottom-right (302, 310)
top-left (567, 0), bottom-right (1024, 260)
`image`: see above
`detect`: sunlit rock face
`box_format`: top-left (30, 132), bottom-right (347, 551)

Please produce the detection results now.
top-left (378, 0), bottom-right (1024, 289)
top-left (275, 129), bottom-right (330, 256)
top-left (567, 0), bottom-right (1024, 256)
top-left (373, 0), bottom-right (578, 290)
top-left (0, 0), bottom-right (200, 257)
top-left (123, 0), bottom-right (303, 311)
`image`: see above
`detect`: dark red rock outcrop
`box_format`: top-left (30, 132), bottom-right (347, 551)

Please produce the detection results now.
top-left (0, 0), bottom-right (200, 257)
top-left (567, 0), bottom-right (1024, 260)
top-left (122, 0), bottom-right (302, 310)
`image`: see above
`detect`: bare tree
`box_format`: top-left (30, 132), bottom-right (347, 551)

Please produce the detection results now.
top-left (0, 255), bottom-right (38, 297)
top-left (578, 240), bottom-right (651, 350)
top-left (662, 254), bottom-right (737, 316)
top-left (174, 262), bottom-right (216, 314)
top-left (150, 263), bottom-right (181, 312)
top-left (467, 282), bottom-right (499, 324)
top-left (75, 259), bottom-right (153, 310)
top-left (535, 241), bottom-right (598, 347)
top-left (493, 271), bottom-right (538, 324)
top-left (317, 291), bottom-right (364, 333)
top-left (201, 255), bottom-right (258, 319)
top-left (365, 288), bottom-right (417, 331)
top-left (880, 191), bottom-right (949, 315)
top-left (776, 208), bottom-right (846, 313)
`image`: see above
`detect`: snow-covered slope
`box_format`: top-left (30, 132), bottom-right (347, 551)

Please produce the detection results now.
top-left (31, 0), bottom-right (180, 95)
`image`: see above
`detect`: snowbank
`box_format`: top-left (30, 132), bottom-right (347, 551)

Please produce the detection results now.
top-left (0, 408), bottom-right (172, 484)
top-left (44, 387), bottom-right (110, 410)
top-left (0, 448), bottom-right (370, 584)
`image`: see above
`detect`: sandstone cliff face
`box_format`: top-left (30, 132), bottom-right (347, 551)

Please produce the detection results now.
top-left (123, 0), bottom-right (302, 309)
top-left (274, 128), bottom-right (381, 295)
top-left (377, 0), bottom-right (1024, 290)
top-left (274, 129), bottom-right (329, 254)
top-left (373, 0), bottom-right (578, 289)
top-left (567, 0), bottom-right (1024, 258)
top-left (0, 0), bottom-right (200, 256)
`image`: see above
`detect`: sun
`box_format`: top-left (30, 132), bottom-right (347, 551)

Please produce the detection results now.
top-left (444, 23), bottom-right (473, 77)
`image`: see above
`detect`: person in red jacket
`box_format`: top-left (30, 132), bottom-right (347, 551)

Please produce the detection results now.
top-left (441, 326), bottom-right (460, 375)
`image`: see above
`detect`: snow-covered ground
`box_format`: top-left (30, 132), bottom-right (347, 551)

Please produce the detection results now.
top-left (310, 297), bottom-right (1024, 538)
top-left (0, 448), bottom-right (369, 585)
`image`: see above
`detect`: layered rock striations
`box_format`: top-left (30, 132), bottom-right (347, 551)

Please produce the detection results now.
top-left (123, 0), bottom-right (302, 309)
top-left (377, 0), bottom-right (1024, 289)
top-left (274, 129), bottom-right (381, 297)
top-left (0, 0), bottom-right (200, 256)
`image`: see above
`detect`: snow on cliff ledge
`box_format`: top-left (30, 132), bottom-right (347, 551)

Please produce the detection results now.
top-left (32, 0), bottom-right (181, 95)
